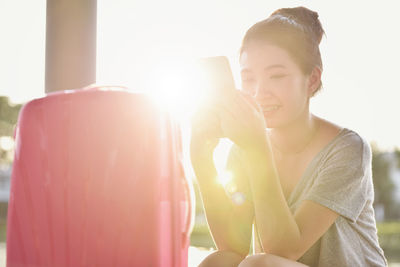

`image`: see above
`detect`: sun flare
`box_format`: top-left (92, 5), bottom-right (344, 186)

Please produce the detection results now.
top-left (216, 170), bottom-right (233, 187)
top-left (146, 60), bottom-right (213, 121)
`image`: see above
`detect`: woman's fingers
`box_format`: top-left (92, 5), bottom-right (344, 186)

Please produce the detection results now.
top-left (218, 93), bottom-right (245, 122)
top-left (191, 90), bottom-right (266, 149)
top-left (192, 108), bottom-right (221, 138)
top-left (233, 90), bottom-right (262, 116)
top-left (213, 105), bottom-right (236, 132)
top-left (219, 91), bottom-right (263, 129)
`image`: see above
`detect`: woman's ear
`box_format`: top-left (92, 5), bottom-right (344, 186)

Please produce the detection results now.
top-left (307, 67), bottom-right (322, 96)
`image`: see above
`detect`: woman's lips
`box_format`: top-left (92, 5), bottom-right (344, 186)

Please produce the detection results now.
top-left (262, 105), bottom-right (281, 115)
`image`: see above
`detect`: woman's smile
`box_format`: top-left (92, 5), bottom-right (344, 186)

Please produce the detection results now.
top-left (261, 104), bottom-right (281, 116)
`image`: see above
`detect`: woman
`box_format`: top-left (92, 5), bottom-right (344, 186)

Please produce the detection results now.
top-left (190, 6), bottom-right (387, 267)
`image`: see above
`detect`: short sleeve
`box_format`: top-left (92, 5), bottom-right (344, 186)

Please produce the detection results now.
top-left (305, 132), bottom-right (371, 223)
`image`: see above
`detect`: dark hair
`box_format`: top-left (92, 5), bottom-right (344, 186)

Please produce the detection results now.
top-left (240, 6), bottom-right (325, 93)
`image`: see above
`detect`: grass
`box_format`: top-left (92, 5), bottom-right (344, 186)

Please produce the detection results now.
top-left (190, 222), bottom-right (215, 249)
top-left (377, 222), bottom-right (400, 262)
top-left (0, 221), bottom-right (5, 243)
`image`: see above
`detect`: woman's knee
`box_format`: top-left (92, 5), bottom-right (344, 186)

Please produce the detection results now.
top-left (238, 253), bottom-right (309, 267)
top-left (198, 250), bottom-right (245, 267)
top-left (239, 254), bottom-right (269, 267)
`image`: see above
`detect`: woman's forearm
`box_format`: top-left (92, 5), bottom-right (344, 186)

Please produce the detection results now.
top-left (244, 144), bottom-right (302, 258)
top-left (192, 154), bottom-right (254, 256)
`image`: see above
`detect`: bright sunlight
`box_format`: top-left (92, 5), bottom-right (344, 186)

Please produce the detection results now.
top-left (145, 57), bottom-right (238, 195)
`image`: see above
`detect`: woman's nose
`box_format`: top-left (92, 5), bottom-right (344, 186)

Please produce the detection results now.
top-left (254, 81), bottom-right (273, 100)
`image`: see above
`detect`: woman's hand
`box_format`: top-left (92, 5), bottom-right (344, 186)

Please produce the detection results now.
top-left (217, 91), bottom-right (268, 151)
top-left (189, 100), bottom-right (256, 256)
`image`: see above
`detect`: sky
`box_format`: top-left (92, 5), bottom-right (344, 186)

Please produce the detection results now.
top-left (1, 0), bottom-right (400, 150)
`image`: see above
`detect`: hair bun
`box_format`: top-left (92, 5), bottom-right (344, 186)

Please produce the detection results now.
top-left (272, 6), bottom-right (324, 44)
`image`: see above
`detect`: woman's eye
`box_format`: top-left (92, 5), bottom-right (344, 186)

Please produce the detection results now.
top-left (270, 74), bottom-right (287, 79)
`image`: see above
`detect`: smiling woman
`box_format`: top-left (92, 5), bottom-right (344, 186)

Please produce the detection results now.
top-left (191, 6), bottom-right (388, 267)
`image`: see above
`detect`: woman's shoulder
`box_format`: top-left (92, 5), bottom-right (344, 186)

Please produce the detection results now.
top-left (316, 117), bottom-right (371, 165)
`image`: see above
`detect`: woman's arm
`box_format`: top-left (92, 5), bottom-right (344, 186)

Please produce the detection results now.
top-left (190, 108), bottom-right (254, 257)
top-left (216, 92), bottom-right (339, 260)
top-left (244, 145), bottom-right (339, 260)
top-left (191, 151), bottom-right (254, 256)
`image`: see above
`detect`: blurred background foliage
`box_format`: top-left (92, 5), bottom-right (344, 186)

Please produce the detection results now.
top-left (0, 97), bottom-right (22, 165)
top-left (372, 144), bottom-right (400, 220)
top-left (0, 97), bottom-right (21, 136)
top-left (0, 96), bottom-right (399, 262)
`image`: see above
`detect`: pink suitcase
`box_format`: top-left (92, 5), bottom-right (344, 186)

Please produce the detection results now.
top-left (7, 87), bottom-right (193, 267)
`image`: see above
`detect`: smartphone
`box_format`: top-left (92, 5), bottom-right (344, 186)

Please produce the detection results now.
top-left (197, 56), bottom-right (237, 101)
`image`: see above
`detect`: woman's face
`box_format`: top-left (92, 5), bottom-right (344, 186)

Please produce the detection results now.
top-left (239, 41), bottom-right (313, 129)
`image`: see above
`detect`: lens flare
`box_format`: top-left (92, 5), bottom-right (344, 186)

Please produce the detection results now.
top-left (216, 170), bottom-right (233, 187)
top-left (146, 59), bottom-right (211, 121)
top-left (146, 56), bottom-right (235, 122)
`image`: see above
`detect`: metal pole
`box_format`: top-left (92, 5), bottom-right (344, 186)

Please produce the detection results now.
top-left (45, 0), bottom-right (97, 93)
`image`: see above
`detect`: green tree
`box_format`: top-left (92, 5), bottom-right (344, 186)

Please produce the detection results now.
top-left (0, 96), bottom-right (22, 136)
top-left (0, 96), bottom-right (22, 164)
top-left (395, 148), bottom-right (400, 168)
top-left (371, 144), bottom-right (398, 220)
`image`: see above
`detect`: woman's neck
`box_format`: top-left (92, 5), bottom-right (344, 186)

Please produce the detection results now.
top-left (268, 112), bottom-right (319, 155)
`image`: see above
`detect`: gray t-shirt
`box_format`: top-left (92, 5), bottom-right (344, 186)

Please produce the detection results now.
top-left (249, 128), bottom-right (387, 266)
